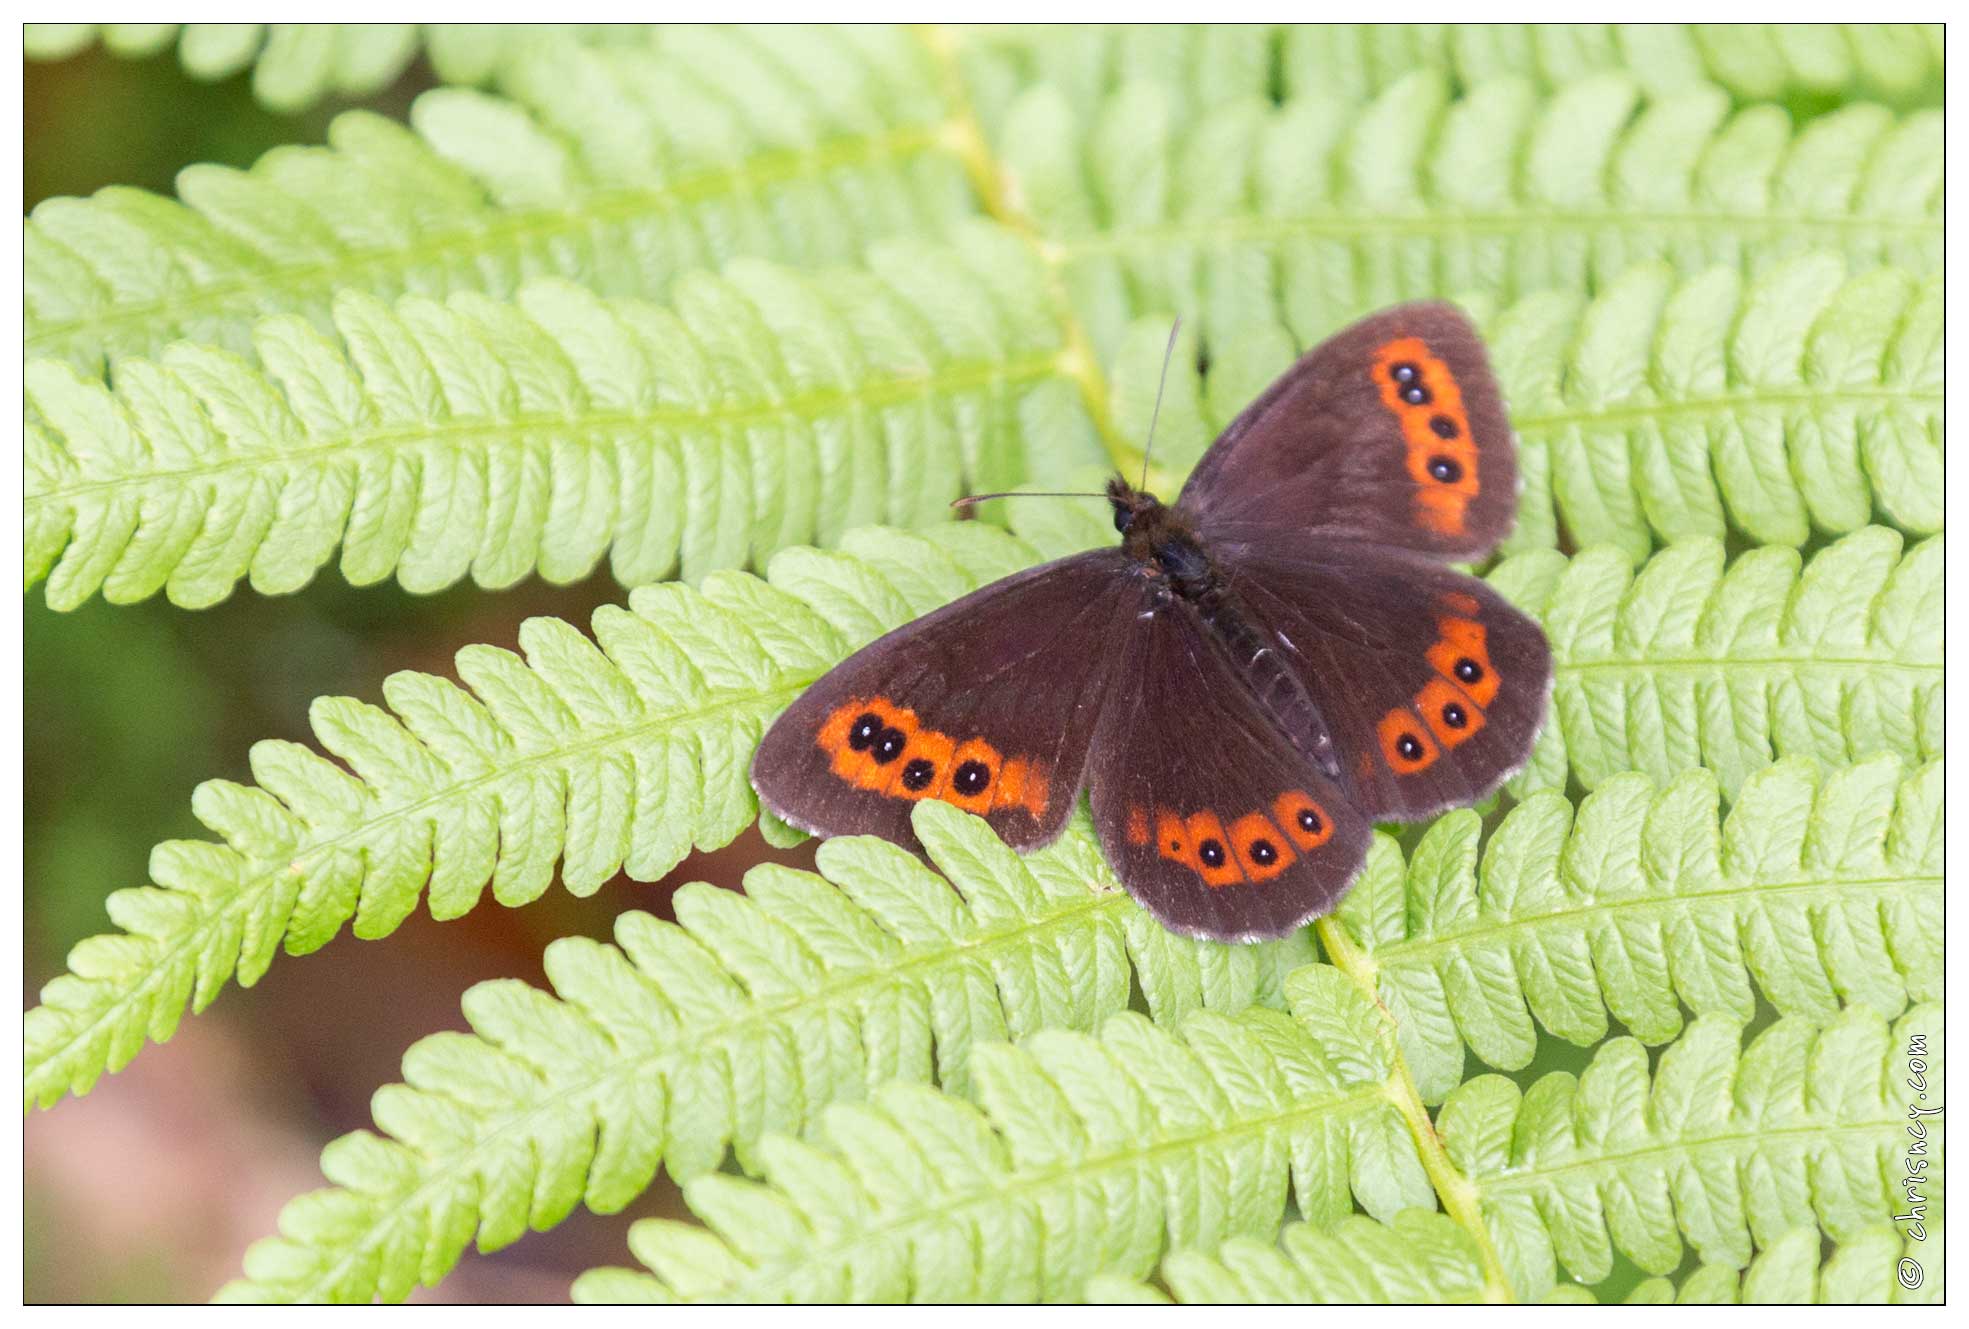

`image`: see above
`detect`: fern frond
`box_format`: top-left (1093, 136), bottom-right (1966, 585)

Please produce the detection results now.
top-left (218, 802), bottom-right (1315, 1303)
top-left (566, 978), bottom-right (1435, 1303)
top-left (1498, 526), bottom-right (1940, 799)
top-left (998, 72), bottom-right (1940, 359)
top-left (25, 227), bottom-right (1095, 608)
top-left (1279, 24), bottom-right (1945, 110)
top-left (1588, 1222), bottom-right (1940, 1304)
top-left (27, 27), bottom-right (970, 378)
top-left (27, 524), bottom-right (1939, 1109)
top-left (1492, 255), bottom-right (1940, 562)
top-left (23, 23), bottom-right (659, 113)
top-left (1089, 1210), bottom-right (1489, 1304)
top-left (1336, 755), bottom-right (1938, 1103)
top-left (1442, 1003), bottom-right (1941, 1294)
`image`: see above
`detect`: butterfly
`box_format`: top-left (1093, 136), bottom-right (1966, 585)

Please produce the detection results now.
top-left (751, 303), bottom-right (1552, 941)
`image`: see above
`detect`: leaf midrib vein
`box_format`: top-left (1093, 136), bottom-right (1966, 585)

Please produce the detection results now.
top-left (1372, 870), bottom-right (1937, 970)
top-left (30, 353), bottom-right (1067, 506)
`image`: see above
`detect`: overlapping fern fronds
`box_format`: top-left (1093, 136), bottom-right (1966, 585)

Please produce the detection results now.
top-left (26, 226), bottom-right (1097, 607)
top-left (565, 968), bottom-right (1435, 1303)
top-left (24, 21), bottom-right (1946, 1308)
top-left (1336, 753), bottom-right (1938, 1103)
top-left (219, 803), bottom-right (1318, 1303)
top-left (27, 27), bottom-right (968, 377)
top-left (558, 1003), bottom-right (1931, 1302)
top-left (26, 522), bottom-right (1938, 1113)
top-left (37, 24), bottom-right (1943, 119)
top-left (1000, 72), bottom-right (1940, 359)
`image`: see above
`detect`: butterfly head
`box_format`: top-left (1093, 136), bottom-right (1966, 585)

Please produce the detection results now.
top-left (1106, 473), bottom-right (1165, 536)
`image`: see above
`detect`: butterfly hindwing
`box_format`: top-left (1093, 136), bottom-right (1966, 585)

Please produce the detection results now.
top-left (1179, 302), bottom-right (1515, 560)
top-left (751, 550), bottom-right (1140, 852)
top-left (1086, 594), bottom-right (1372, 940)
top-left (1214, 541), bottom-right (1552, 823)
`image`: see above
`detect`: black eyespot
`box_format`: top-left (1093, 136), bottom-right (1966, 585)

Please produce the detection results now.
top-left (952, 760), bottom-right (991, 796)
top-left (1250, 839), bottom-right (1278, 866)
top-left (1442, 703), bottom-right (1468, 729)
top-left (901, 758), bottom-right (936, 790)
top-left (1455, 658), bottom-right (1483, 684)
top-left (847, 712), bottom-right (882, 750)
top-left (873, 728), bottom-right (908, 764)
top-left (1199, 839), bottom-right (1226, 868)
top-left (1390, 362), bottom-right (1420, 384)
top-left (1429, 414), bottom-right (1459, 439)
top-left (1427, 455), bottom-right (1463, 484)
top-left (1297, 808), bottom-right (1322, 833)
top-left (1170, 839), bottom-right (1183, 851)
top-left (1401, 384), bottom-right (1432, 406)
top-left (1397, 734), bottom-right (1424, 761)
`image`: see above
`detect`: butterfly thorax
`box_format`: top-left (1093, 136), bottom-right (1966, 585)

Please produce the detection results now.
top-left (1108, 476), bottom-right (1343, 778)
top-left (1108, 477), bottom-right (1212, 595)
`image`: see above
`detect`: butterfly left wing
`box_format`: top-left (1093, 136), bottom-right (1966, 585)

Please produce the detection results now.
top-left (1087, 593), bottom-right (1372, 941)
top-left (1178, 302), bottom-right (1517, 561)
top-left (1211, 540), bottom-right (1553, 824)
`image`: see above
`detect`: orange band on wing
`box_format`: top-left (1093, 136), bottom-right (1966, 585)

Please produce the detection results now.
top-left (815, 699), bottom-right (1050, 820)
top-left (1371, 336), bottom-right (1478, 538)
top-left (1150, 793), bottom-right (1334, 890)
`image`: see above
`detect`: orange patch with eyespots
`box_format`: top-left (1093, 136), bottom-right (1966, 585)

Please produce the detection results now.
top-left (817, 698), bottom-right (1051, 820)
top-left (1379, 706), bottom-right (1440, 774)
top-left (1149, 793), bottom-right (1331, 889)
top-left (1371, 336), bottom-right (1478, 538)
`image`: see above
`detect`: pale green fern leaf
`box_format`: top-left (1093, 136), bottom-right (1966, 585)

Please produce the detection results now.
top-left (27, 28), bottom-right (969, 377)
top-left (947, 24), bottom-right (1945, 136)
top-left (217, 802), bottom-right (1313, 1303)
top-left (999, 72), bottom-right (1940, 359)
top-left (1336, 755), bottom-right (1938, 1103)
top-left (1592, 1222), bottom-right (1939, 1304)
top-left (1093, 1210), bottom-right (1489, 1304)
top-left (1498, 527), bottom-right (1940, 800)
top-left (1441, 1003), bottom-right (1942, 1295)
top-left (568, 984), bottom-right (1433, 1302)
top-left (27, 525), bottom-right (1938, 1108)
top-left (26, 227), bottom-right (1096, 608)
top-left (24, 23), bottom-right (658, 113)
top-left (1280, 24), bottom-right (1944, 110)
top-left (1491, 255), bottom-right (1940, 562)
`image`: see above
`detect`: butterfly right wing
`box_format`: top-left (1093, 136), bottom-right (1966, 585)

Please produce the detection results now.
top-left (751, 549), bottom-right (1141, 852)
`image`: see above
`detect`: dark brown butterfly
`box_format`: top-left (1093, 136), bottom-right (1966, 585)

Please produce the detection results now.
top-left (751, 303), bottom-right (1552, 941)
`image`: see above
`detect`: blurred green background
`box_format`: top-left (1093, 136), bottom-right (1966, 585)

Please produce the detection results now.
top-left (23, 41), bottom-right (812, 1303)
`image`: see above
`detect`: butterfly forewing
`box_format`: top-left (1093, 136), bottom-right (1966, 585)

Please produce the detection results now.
top-left (750, 550), bottom-right (1139, 852)
top-left (1179, 302), bottom-right (1516, 560)
top-left (1087, 596), bottom-right (1372, 940)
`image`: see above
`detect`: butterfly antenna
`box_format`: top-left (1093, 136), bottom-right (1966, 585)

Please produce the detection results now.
top-left (1139, 316), bottom-right (1182, 491)
top-left (950, 490), bottom-right (1107, 510)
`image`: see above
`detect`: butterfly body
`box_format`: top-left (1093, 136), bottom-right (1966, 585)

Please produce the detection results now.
top-left (752, 303), bottom-right (1552, 941)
